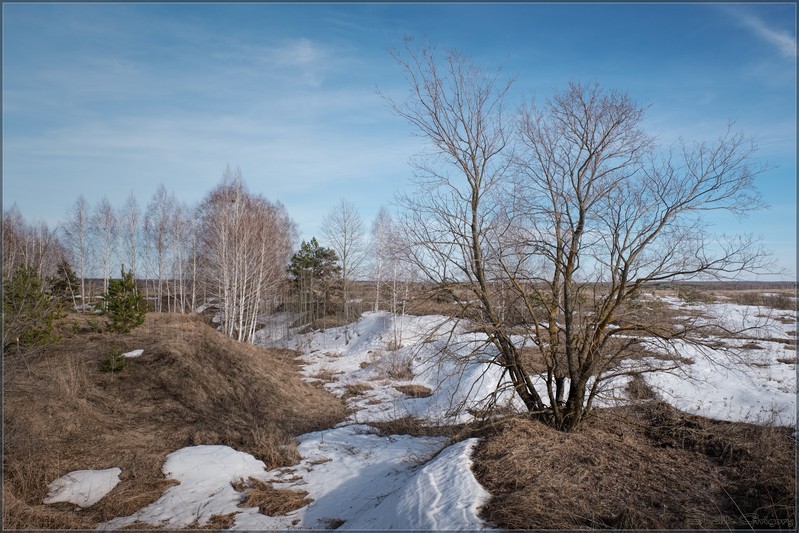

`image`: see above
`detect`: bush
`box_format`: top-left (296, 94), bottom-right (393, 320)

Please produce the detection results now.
top-left (101, 348), bottom-right (127, 373)
top-left (100, 266), bottom-right (147, 333)
top-left (676, 285), bottom-right (715, 304)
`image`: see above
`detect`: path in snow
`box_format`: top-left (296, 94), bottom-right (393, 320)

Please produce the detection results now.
top-left (100, 312), bottom-right (496, 530)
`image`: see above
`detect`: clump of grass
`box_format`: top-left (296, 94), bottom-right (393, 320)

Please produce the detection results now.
top-left (625, 374), bottom-right (658, 400)
top-left (187, 512), bottom-right (237, 530)
top-left (394, 384), bottom-right (432, 398)
top-left (342, 382), bottom-right (372, 400)
top-left (234, 478), bottom-right (312, 516)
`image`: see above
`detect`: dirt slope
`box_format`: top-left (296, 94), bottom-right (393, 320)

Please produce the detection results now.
top-left (3, 312), bottom-right (347, 529)
top-left (473, 401), bottom-right (795, 530)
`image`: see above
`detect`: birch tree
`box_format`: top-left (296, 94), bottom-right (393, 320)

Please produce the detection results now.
top-left (144, 185), bottom-right (175, 312)
top-left (91, 196), bottom-right (118, 296)
top-left (120, 192), bottom-right (141, 277)
top-left (197, 167), bottom-right (295, 342)
top-left (61, 196), bottom-right (91, 307)
top-left (322, 199), bottom-right (366, 322)
top-left (369, 206), bottom-right (394, 312)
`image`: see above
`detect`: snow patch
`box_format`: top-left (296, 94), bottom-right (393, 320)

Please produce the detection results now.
top-left (100, 445), bottom-right (269, 529)
top-left (122, 349), bottom-right (144, 358)
top-left (342, 438), bottom-right (489, 530)
top-left (44, 467), bottom-right (121, 508)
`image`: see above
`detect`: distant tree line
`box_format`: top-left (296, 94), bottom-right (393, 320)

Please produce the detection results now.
top-left (3, 165), bottom-right (414, 349)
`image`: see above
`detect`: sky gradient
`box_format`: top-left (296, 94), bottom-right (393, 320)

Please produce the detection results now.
top-left (3, 2), bottom-right (796, 279)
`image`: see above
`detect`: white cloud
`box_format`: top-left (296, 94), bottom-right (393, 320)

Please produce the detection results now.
top-left (728, 8), bottom-right (796, 59)
top-left (271, 38), bottom-right (322, 67)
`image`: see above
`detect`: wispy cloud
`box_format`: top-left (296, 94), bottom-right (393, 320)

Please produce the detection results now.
top-left (727, 7), bottom-right (796, 59)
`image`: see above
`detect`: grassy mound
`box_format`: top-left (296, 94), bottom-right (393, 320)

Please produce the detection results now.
top-left (3, 312), bottom-right (347, 529)
top-left (473, 401), bottom-right (795, 530)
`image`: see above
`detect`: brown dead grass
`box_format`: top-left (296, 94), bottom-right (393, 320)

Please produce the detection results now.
top-left (473, 402), bottom-right (796, 530)
top-left (393, 384), bottom-right (432, 398)
top-left (341, 382), bottom-right (372, 400)
top-left (234, 477), bottom-right (312, 516)
top-left (4, 312), bottom-right (347, 530)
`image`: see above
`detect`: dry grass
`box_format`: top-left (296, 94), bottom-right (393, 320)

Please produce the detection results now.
top-left (473, 402), bottom-right (796, 530)
top-left (393, 384), bottom-right (432, 398)
top-left (625, 374), bottom-right (659, 400)
top-left (718, 289), bottom-right (797, 311)
top-left (368, 415), bottom-right (487, 441)
top-left (341, 382), bottom-right (372, 400)
top-left (234, 477), bottom-right (312, 516)
top-left (4, 312), bottom-right (347, 530)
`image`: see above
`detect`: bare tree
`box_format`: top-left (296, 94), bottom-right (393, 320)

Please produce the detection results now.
top-left (91, 196), bottom-right (118, 295)
top-left (144, 185), bottom-right (176, 312)
top-left (322, 199), bottom-right (366, 323)
top-left (504, 82), bottom-right (769, 429)
top-left (369, 206), bottom-right (394, 312)
top-left (197, 167), bottom-right (296, 342)
top-left (3, 205), bottom-right (65, 281)
top-left (386, 38), bottom-right (546, 411)
top-left (119, 192), bottom-right (141, 277)
top-left (61, 196), bottom-right (91, 308)
top-left (167, 200), bottom-right (198, 313)
top-left (388, 41), bottom-right (770, 431)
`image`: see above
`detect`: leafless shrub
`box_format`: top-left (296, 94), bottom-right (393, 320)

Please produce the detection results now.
top-left (370, 350), bottom-right (413, 381)
top-left (718, 289), bottom-right (796, 312)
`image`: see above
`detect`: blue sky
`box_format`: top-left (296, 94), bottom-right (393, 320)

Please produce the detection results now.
top-left (3, 2), bottom-right (796, 279)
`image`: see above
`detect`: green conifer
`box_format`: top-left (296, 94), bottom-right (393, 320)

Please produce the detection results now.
top-left (100, 266), bottom-right (147, 333)
top-left (3, 266), bottom-right (61, 350)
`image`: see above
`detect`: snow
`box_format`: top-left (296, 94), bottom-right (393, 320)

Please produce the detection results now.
top-left (640, 337), bottom-right (796, 426)
top-left (288, 312), bottom-right (520, 425)
top-left (101, 446), bottom-right (270, 529)
top-left (100, 313), bottom-right (497, 530)
top-left (122, 348), bottom-right (143, 358)
top-left (638, 296), bottom-right (797, 426)
top-left (234, 425), bottom-right (451, 530)
top-left (340, 438), bottom-right (489, 530)
top-left (44, 467), bottom-right (121, 508)
top-left (95, 298), bottom-right (795, 529)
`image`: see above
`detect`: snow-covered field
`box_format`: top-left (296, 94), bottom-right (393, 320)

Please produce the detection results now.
top-left (42, 297), bottom-right (795, 529)
top-left (641, 296), bottom-right (797, 426)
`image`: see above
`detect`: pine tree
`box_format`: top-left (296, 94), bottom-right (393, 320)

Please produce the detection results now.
top-left (100, 266), bottom-right (147, 333)
top-left (3, 266), bottom-right (61, 350)
top-left (288, 238), bottom-right (341, 321)
top-left (49, 259), bottom-right (81, 309)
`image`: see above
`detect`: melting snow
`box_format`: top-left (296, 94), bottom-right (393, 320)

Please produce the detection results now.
top-left (44, 467), bottom-right (121, 508)
top-left (101, 446), bottom-right (270, 529)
